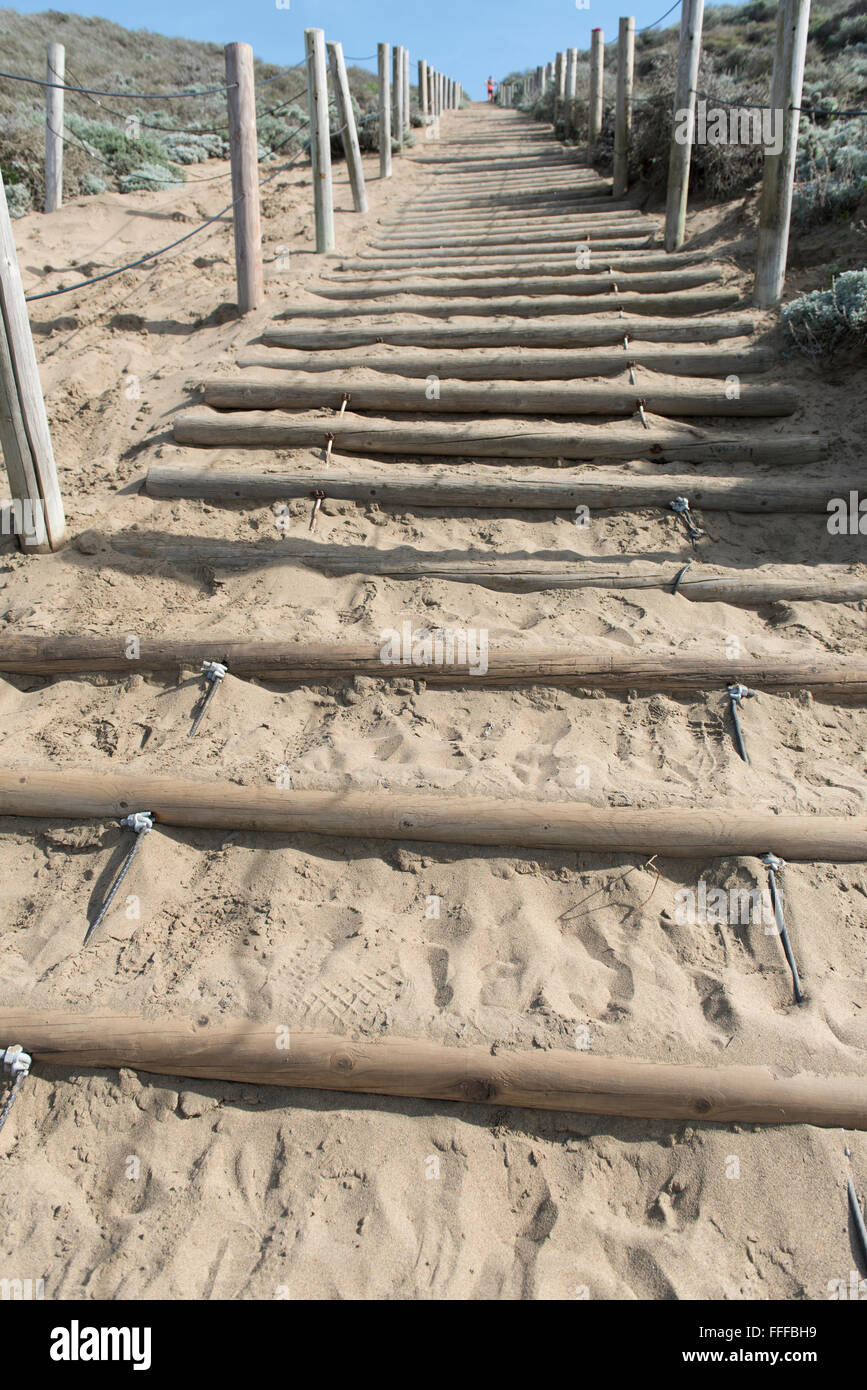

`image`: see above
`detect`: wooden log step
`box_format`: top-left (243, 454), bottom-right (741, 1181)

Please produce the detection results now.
top-left (238, 345), bottom-right (771, 380)
top-left (402, 183), bottom-right (613, 206)
top-left (399, 171), bottom-right (619, 186)
top-left (276, 289), bottom-right (742, 320)
top-left (144, 462), bottom-right (845, 515)
top-left (260, 316), bottom-right (756, 350)
top-left (312, 268), bottom-right (724, 301)
top-left (386, 204), bottom-right (651, 225)
top-left (200, 370), bottom-right (797, 419)
top-left (372, 225), bottom-right (654, 249)
top-left (404, 188), bottom-right (615, 206)
top-left (405, 183), bottom-right (615, 198)
top-left (414, 157), bottom-right (585, 168)
top-left (5, 634), bottom-right (864, 697)
top-left (5, 1008), bottom-right (867, 1128)
top-left (352, 237), bottom-right (656, 260)
top-left (2, 768), bottom-right (865, 862)
top-left (339, 251), bottom-right (707, 274)
top-left (172, 407), bottom-right (820, 463)
top-left (103, 537), bottom-right (867, 607)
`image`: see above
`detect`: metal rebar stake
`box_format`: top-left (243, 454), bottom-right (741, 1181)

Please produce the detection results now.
top-left (190, 660), bottom-right (227, 737)
top-left (727, 682), bottom-right (756, 764)
top-left (762, 852), bottom-right (804, 1004)
top-left (669, 495), bottom-right (705, 548)
top-left (0, 1045), bottom-right (31, 1135)
top-left (84, 811), bottom-right (154, 946)
top-left (848, 1176), bottom-right (867, 1264)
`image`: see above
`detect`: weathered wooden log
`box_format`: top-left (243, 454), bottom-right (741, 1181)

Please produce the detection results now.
top-left (173, 406), bottom-right (820, 463)
top-left (2, 768), bottom-right (866, 861)
top-left (102, 535), bottom-right (857, 606)
top-left (384, 205), bottom-right (652, 225)
top-left (200, 369), bottom-right (796, 418)
top-left (277, 289), bottom-right (741, 319)
top-left (414, 157), bottom-right (584, 169)
top-left (337, 252), bottom-right (707, 275)
top-left (143, 463), bottom-right (841, 515)
top-left (3, 634), bottom-right (864, 697)
top-left (352, 237), bottom-right (655, 260)
top-left (239, 345), bottom-right (770, 379)
top-left (4, 1008), bottom-right (866, 1128)
top-left (260, 316), bottom-right (755, 350)
top-left (400, 183), bottom-right (613, 207)
top-left (312, 267), bottom-right (723, 300)
top-left (371, 224), bottom-right (653, 248)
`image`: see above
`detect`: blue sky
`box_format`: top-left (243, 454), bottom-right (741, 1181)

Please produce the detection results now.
top-left (9, 0), bottom-right (693, 98)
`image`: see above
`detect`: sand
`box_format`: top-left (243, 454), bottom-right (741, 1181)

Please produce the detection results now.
top-left (0, 105), bottom-right (865, 1301)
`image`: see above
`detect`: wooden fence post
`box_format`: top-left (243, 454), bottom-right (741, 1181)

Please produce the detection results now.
top-left (393, 45), bottom-right (404, 151)
top-left (305, 27), bottom-right (335, 254)
top-left (0, 173), bottom-right (66, 551)
top-left (664, 0), bottom-right (705, 252)
top-left (419, 58), bottom-right (428, 129)
top-left (224, 42), bottom-right (263, 313)
top-left (44, 42), bottom-right (64, 214)
top-left (566, 47), bottom-right (578, 101)
top-left (378, 43), bottom-right (392, 175)
top-left (553, 52), bottom-right (564, 127)
top-left (589, 29), bottom-right (605, 147)
top-left (613, 16), bottom-right (635, 199)
top-left (327, 41), bottom-right (368, 215)
top-left (754, 0), bottom-right (811, 307)
top-left (403, 47), bottom-right (410, 130)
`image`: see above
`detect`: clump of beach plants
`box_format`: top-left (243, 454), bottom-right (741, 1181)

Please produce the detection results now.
top-left (781, 268), bottom-right (867, 355)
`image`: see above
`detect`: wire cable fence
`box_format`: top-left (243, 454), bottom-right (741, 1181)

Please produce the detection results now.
top-left (24, 134), bottom-right (317, 303)
top-left (2, 33), bottom-right (428, 312)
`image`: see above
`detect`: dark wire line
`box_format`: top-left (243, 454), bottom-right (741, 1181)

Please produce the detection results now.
top-left (694, 89), bottom-right (867, 117)
top-left (0, 68), bottom-right (236, 98)
top-left (66, 66), bottom-right (309, 144)
top-left (1, 57), bottom-right (304, 100)
top-left (638, 0), bottom-right (682, 33)
top-left (24, 199), bottom-right (239, 300)
top-left (254, 60), bottom-right (306, 87)
top-left (25, 142), bottom-right (311, 301)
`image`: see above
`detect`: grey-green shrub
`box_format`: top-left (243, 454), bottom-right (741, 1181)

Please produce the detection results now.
top-left (78, 172), bottom-right (107, 195)
top-left (118, 161), bottom-right (184, 192)
top-left (4, 180), bottom-right (31, 217)
top-left (781, 269), bottom-right (867, 355)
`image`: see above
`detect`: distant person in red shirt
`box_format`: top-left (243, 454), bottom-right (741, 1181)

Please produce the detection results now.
top-left (488, 76), bottom-right (494, 102)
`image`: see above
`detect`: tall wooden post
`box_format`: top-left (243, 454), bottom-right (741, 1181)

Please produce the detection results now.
top-left (553, 52), bottom-right (564, 126)
top-left (588, 29), bottom-right (605, 146)
top-left (224, 42), bottom-right (263, 312)
top-left (305, 27), bottom-right (335, 254)
top-left (393, 45), bottom-right (404, 151)
top-left (327, 41), bottom-right (368, 215)
top-left (0, 173), bottom-right (66, 551)
top-left (754, 0), bottom-right (811, 307)
top-left (44, 42), bottom-right (64, 214)
top-left (419, 58), bottom-right (428, 127)
top-left (378, 43), bottom-right (392, 175)
top-left (613, 17), bottom-right (635, 199)
top-left (403, 47), bottom-right (410, 130)
top-left (566, 48), bottom-right (578, 101)
top-left (664, 0), bottom-right (705, 252)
